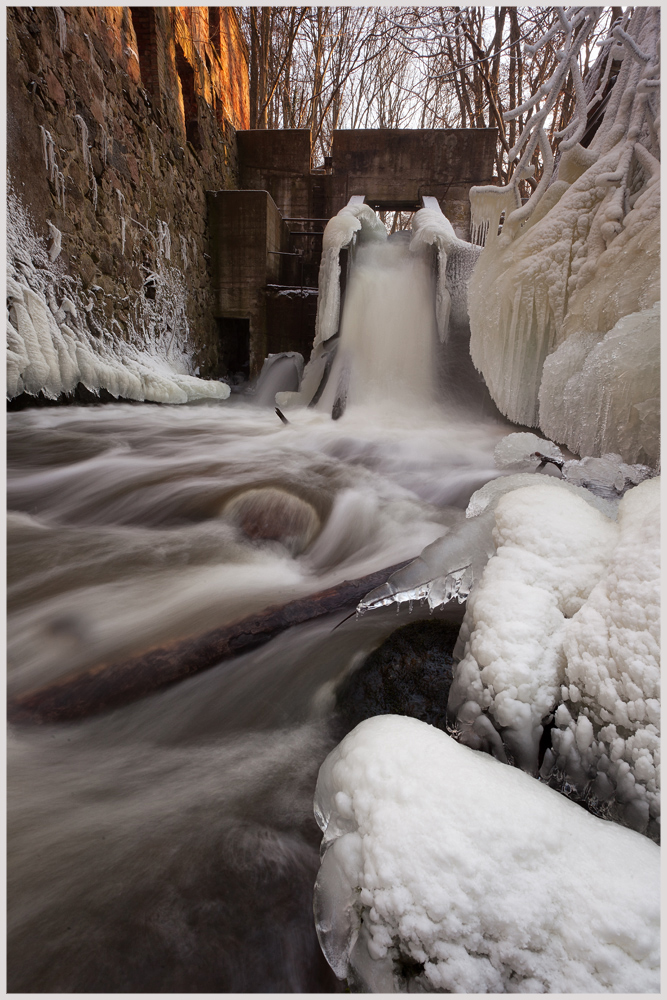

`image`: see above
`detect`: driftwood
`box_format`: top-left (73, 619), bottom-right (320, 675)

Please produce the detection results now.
top-left (8, 561), bottom-right (410, 725)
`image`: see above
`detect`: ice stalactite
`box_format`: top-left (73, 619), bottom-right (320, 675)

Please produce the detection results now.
top-left (46, 222), bottom-right (62, 263)
top-left (467, 7), bottom-right (660, 464)
top-left (179, 235), bottom-right (188, 271)
top-left (157, 220), bottom-right (172, 261)
top-left (73, 115), bottom-right (90, 174)
top-left (6, 181), bottom-right (229, 405)
top-left (115, 189), bottom-right (126, 255)
top-left (55, 7), bottom-right (67, 52)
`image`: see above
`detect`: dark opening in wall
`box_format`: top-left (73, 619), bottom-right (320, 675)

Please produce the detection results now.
top-left (175, 43), bottom-right (201, 149)
top-left (217, 317), bottom-right (250, 380)
top-left (129, 7), bottom-right (161, 103)
top-left (208, 7), bottom-right (221, 48)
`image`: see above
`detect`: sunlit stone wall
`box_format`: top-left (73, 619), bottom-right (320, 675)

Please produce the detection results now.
top-left (7, 6), bottom-right (249, 384)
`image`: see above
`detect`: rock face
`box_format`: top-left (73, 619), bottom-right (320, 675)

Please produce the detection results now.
top-left (7, 7), bottom-right (248, 384)
top-left (334, 618), bottom-right (461, 736)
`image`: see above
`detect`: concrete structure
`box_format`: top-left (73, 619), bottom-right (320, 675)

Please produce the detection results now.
top-left (234, 127), bottom-right (498, 238)
top-left (208, 126), bottom-right (498, 373)
top-left (208, 190), bottom-right (290, 376)
top-left (329, 129), bottom-right (498, 238)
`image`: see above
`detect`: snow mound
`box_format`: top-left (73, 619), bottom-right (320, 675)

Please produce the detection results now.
top-left (314, 714), bottom-right (660, 994)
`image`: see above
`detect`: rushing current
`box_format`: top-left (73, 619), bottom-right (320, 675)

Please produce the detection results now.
top-left (7, 229), bottom-right (513, 992)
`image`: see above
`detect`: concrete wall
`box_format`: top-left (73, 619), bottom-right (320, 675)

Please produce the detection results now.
top-left (330, 129), bottom-right (498, 237)
top-left (208, 189), bottom-right (290, 374)
top-left (7, 6), bottom-right (249, 380)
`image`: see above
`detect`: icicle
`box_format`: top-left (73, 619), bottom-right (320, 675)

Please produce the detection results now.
top-left (116, 190), bottom-right (126, 255)
top-left (149, 138), bottom-right (156, 173)
top-left (55, 7), bottom-right (67, 52)
top-left (46, 222), bottom-right (62, 262)
top-left (39, 126), bottom-right (50, 172)
top-left (73, 115), bottom-right (90, 174)
top-left (157, 220), bottom-right (171, 260)
top-left (54, 169), bottom-right (66, 211)
top-left (90, 171), bottom-right (98, 212)
top-left (179, 235), bottom-right (188, 270)
top-left (469, 185), bottom-right (520, 246)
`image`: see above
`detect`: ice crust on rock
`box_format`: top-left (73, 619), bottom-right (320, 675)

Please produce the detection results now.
top-left (358, 473), bottom-right (619, 620)
top-left (493, 431), bottom-right (563, 471)
top-left (314, 714), bottom-right (660, 994)
top-left (543, 477), bottom-right (661, 836)
top-left (449, 480), bottom-right (619, 772)
top-left (6, 184), bottom-right (229, 404)
top-left (467, 7), bottom-right (660, 464)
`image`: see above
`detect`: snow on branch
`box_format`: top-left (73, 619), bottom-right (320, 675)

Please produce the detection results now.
top-left (470, 6), bottom-right (660, 244)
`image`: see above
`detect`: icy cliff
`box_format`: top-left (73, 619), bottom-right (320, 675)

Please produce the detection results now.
top-left (314, 714), bottom-right (660, 993)
top-left (467, 7), bottom-right (660, 465)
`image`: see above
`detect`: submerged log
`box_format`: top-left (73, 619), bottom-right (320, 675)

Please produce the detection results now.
top-left (8, 560), bottom-right (410, 725)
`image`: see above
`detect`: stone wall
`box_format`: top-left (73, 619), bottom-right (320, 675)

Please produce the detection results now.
top-left (7, 6), bottom-right (249, 381)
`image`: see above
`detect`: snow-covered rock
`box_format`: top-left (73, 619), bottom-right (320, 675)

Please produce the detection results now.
top-left (314, 714), bottom-right (660, 993)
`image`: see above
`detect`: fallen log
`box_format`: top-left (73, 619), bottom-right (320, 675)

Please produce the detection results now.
top-left (8, 560), bottom-right (410, 725)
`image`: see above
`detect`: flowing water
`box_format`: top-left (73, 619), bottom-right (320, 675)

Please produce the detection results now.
top-left (7, 230), bottom-right (513, 992)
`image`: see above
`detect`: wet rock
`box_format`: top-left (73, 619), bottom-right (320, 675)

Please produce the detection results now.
top-left (221, 487), bottom-right (321, 556)
top-left (334, 618), bottom-right (461, 736)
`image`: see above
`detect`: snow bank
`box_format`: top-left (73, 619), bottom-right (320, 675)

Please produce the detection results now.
top-left (543, 476), bottom-right (660, 836)
top-left (314, 714), bottom-right (660, 993)
top-left (449, 480), bottom-right (618, 772)
top-left (467, 7), bottom-right (660, 464)
top-left (7, 183), bottom-right (229, 405)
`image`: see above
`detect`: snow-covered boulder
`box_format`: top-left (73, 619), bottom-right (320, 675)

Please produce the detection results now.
top-left (314, 714), bottom-right (660, 993)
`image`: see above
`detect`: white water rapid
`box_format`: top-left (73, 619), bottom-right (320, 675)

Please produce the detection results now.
top-left (8, 209), bottom-right (515, 992)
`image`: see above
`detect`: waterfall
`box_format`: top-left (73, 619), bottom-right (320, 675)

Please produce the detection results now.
top-left (317, 234), bottom-right (438, 416)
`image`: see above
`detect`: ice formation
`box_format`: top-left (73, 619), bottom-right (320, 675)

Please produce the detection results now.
top-left (447, 476), bottom-right (660, 836)
top-left (467, 7), bottom-right (660, 465)
top-left (448, 481), bottom-right (619, 773)
top-left (539, 304), bottom-right (660, 465)
top-left (359, 472), bottom-right (618, 618)
top-left (542, 477), bottom-right (660, 837)
top-left (6, 183), bottom-right (229, 404)
top-left (314, 714), bottom-right (660, 994)
top-left (313, 202), bottom-right (387, 351)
